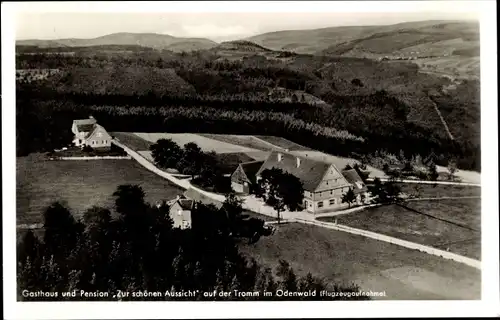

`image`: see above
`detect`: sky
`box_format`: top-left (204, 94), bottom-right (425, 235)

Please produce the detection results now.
top-left (14, 1), bottom-right (480, 42)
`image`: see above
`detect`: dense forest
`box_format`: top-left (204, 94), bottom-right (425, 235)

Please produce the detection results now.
top-left (17, 185), bottom-right (365, 301)
top-left (15, 48), bottom-right (480, 170)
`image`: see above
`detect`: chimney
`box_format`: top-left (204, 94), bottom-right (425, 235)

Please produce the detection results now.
top-left (277, 153), bottom-right (283, 162)
top-left (296, 157), bottom-right (301, 168)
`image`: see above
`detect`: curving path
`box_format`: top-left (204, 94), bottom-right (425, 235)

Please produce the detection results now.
top-left (112, 139), bottom-right (482, 270)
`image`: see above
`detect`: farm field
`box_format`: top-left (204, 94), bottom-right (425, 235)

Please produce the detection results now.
top-left (111, 132), bottom-right (153, 151)
top-left (253, 135), bottom-right (312, 151)
top-left (239, 223), bottom-right (480, 300)
top-left (318, 199), bottom-right (481, 260)
top-left (134, 133), bottom-right (259, 153)
top-left (198, 134), bottom-right (273, 151)
top-left (397, 183), bottom-right (481, 198)
top-left (16, 154), bottom-right (183, 225)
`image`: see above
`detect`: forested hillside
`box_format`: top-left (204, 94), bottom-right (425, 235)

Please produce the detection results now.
top-left (16, 43), bottom-right (480, 171)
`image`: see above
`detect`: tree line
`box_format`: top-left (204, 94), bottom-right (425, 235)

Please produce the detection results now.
top-left (18, 184), bottom-right (366, 301)
top-left (150, 139), bottom-right (230, 193)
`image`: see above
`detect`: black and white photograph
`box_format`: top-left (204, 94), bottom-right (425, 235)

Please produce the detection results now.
top-left (2, 1), bottom-right (499, 319)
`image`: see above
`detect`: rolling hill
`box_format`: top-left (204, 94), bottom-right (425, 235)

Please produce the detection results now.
top-left (247, 20), bottom-right (479, 79)
top-left (17, 32), bottom-right (218, 52)
top-left (247, 20), bottom-right (478, 55)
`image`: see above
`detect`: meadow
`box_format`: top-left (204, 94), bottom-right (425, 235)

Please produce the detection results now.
top-left (318, 198), bottom-right (481, 260)
top-left (239, 223), bottom-right (481, 300)
top-left (111, 132), bottom-right (153, 151)
top-left (198, 134), bottom-right (273, 151)
top-left (16, 154), bottom-right (184, 225)
top-left (134, 133), bottom-right (259, 154)
top-left (253, 135), bottom-right (312, 151)
top-left (397, 183), bottom-right (481, 198)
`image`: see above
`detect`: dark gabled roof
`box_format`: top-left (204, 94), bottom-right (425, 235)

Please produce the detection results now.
top-left (255, 150), bottom-right (332, 192)
top-left (183, 188), bottom-right (223, 209)
top-left (77, 124), bottom-right (96, 133)
top-left (240, 160), bottom-right (264, 180)
top-left (177, 199), bottom-right (194, 210)
top-left (73, 118), bottom-right (96, 126)
top-left (342, 169), bottom-right (367, 193)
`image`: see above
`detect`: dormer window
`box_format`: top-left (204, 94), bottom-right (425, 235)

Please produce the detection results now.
top-left (277, 153), bottom-right (283, 162)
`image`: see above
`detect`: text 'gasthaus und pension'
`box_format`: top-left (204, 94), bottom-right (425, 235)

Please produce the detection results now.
top-left (21, 289), bottom-right (387, 299)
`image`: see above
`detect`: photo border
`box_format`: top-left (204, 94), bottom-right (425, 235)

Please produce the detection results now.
top-left (3, 1), bottom-right (498, 319)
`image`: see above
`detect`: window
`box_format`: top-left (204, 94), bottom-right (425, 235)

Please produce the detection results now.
top-left (329, 199), bottom-right (336, 206)
top-left (92, 140), bottom-right (95, 145)
top-left (177, 209), bottom-right (182, 216)
top-left (330, 190), bottom-right (333, 195)
top-left (355, 182), bottom-right (364, 189)
top-left (309, 202), bottom-right (312, 207)
top-left (97, 132), bottom-right (102, 137)
top-left (318, 201), bottom-right (324, 208)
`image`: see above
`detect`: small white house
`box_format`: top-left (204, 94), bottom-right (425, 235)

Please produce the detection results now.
top-left (71, 116), bottom-right (112, 148)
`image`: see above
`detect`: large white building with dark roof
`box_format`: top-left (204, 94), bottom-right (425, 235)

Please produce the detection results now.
top-left (241, 150), bottom-right (370, 214)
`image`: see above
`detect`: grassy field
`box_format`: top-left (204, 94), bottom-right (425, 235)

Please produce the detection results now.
top-left (239, 223), bottom-right (480, 300)
top-left (318, 199), bottom-right (481, 260)
top-left (17, 154), bottom-right (184, 225)
top-left (134, 133), bottom-right (259, 154)
top-left (198, 134), bottom-right (273, 151)
top-left (397, 183), bottom-right (481, 198)
top-left (253, 135), bottom-right (311, 151)
top-left (111, 132), bottom-right (153, 151)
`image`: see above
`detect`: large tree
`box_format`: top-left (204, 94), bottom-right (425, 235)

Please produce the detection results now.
top-left (341, 188), bottom-right (357, 208)
top-left (367, 178), bottom-right (403, 204)
top-left (43, 202), bottom-right (82, 258)
top-left (257, 168), bottom-right (304, 223)
top-left (178, 142), bottom-right (204, 178)
top-left (150, 138), bottom-right (183, 169)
